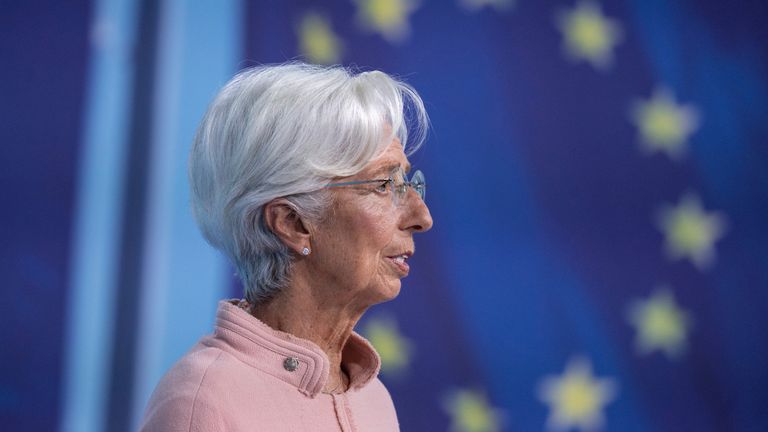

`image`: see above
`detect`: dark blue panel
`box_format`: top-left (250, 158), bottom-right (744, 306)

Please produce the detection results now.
top-left (0, 1), bottom-right (92, 431)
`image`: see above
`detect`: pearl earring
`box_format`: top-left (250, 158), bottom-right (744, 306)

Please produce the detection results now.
top-left (301, 247), bottom-right (310, 256)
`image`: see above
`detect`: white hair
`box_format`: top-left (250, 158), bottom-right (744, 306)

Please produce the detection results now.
top-left (189, 62), bottom-right (428, 303)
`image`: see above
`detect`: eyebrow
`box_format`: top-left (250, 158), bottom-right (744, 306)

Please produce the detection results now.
top-left (374, 162), bottom-right (412, 177)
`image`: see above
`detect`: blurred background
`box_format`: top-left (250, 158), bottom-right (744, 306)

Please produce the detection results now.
top-left (3, 0), bottom-right (768, 431)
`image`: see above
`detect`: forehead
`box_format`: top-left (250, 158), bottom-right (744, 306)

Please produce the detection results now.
top-left (366, 139), bottom-right (411, 176)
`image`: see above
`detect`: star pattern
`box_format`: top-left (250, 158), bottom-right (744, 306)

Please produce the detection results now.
top-left (444, 389), bottom-right (503, 432)
top-left (555, 1), bottom-right (623, 70)
top-left (352, 0), bottom-right (419, 43)
top-left (538, 357), bottom-right (617, 431)
top-left (656, 194), bottom-right (727, 270)
top-left (628, 287), bottom-right (692, 359)
top-left (361, 317), bottom-right (412, 375)
top-left (219, 3), bottom-right (747, 431)
top-left (631, 88), bottom-right (700, 160)
top-left (297, 12), bottom-right (343, 65)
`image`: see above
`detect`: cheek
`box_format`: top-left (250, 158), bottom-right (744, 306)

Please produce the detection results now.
top-left (361, 205), bottom-right (399, 253)
top-left (323, 198), bottom-right (399, 276)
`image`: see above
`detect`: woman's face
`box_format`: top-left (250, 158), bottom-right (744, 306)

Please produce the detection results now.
top-left (309, 139), bottom-right (433, 307)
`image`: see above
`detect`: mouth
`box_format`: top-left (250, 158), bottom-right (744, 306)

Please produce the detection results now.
top-left (386, 251), bottom-right (412, 276)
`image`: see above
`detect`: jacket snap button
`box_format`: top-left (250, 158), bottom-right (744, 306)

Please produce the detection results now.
top-left (283, 357), bottom-right (299, 372)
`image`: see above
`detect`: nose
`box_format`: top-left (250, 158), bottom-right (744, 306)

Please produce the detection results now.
top-left (401, 188), bottom-right (433, 233)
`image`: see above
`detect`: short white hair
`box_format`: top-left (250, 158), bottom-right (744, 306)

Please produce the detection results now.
top-left (189, 62), bottom-right (428, 303)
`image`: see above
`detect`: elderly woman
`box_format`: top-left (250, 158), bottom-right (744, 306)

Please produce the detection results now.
top-left (140, 63), bottom-right (432, 431)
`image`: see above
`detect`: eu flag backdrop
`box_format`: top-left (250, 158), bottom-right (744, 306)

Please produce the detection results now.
top-left (2, 0), bottom-right (767, 431)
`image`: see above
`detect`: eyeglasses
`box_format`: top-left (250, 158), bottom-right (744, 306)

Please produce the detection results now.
top-left (325, 167), bottom-right (426, 206)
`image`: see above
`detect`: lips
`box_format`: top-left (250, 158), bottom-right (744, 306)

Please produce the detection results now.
top-left (386, 251), bottom-right (412, 275)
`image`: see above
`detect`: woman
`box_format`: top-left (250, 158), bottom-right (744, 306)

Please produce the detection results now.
top-left (140, 63), bottom-right (433, 431)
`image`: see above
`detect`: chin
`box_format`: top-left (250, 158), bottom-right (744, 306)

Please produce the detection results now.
top-left (371, 281), bottom-right (402, 305)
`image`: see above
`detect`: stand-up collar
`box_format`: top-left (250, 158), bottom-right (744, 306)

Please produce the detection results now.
top-left (208, 300), bottom-right (381, 398)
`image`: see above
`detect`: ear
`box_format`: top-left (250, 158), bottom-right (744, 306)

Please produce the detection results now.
top-left (263, 198), bottom-right (311, 255)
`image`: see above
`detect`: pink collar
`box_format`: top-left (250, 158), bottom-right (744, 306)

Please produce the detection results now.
top-left (206, 300), bottom-right (381, 398)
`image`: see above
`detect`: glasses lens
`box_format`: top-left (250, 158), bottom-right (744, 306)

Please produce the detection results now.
top-left (391, 168), bottom-right (407, 204)
top-left (389, 168), bottom-right (426, 206)
top-left (411, 170), bottom-right (425, 201)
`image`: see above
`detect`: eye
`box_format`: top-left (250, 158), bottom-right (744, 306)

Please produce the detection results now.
top-left (374, 179), bottom-right (392, 193)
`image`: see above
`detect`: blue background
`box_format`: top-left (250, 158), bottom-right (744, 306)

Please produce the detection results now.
top-left (2, 0), bottom-right (767, 431)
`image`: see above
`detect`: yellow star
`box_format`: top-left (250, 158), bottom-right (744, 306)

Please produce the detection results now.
top-left (297, 12), bottom-right (343, 65)
top-left (628, 287), bottom-right (692, 359)
top-left (443, 389), bottom-right (504, 432)
top-left (361, 317), bottom-right (412, 375)
top-left (352, 0), bottom-right (419, 43)
top-left (538, 357), bottom-right (617, 431)
top-left (458, 0), bottom-right (515, 12)
top-left (631, 88), bottom-right (700, 160)
top-left (656, 194), bottom-right (727, 270)
top-left (555, 1), bottom-right (623, 70)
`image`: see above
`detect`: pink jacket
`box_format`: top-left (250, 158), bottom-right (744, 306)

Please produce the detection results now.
top-left (140, 300), bottom-right (399, 431)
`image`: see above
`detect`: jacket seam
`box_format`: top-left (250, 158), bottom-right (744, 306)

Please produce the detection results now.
top-left (187, 350), bottom-right (225, 431)
top-left (342, 393), bottom-right (358, 432)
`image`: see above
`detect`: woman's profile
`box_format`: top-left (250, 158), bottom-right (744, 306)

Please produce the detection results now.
top-left (140, 62), bottom-right (433, 431)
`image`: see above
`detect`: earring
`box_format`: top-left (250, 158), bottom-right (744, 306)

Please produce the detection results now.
top-left (301, 247), bottom-right (310, 256)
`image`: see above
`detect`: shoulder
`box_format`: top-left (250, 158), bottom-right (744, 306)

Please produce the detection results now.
top-left (362, 377), bottom-right (396, 409)
top-left (346, 377), bottom-right (399, 429)
top-left (139, 344), bottom-right (235, 432)
top-left (140, 339), bottom-right (306, 431)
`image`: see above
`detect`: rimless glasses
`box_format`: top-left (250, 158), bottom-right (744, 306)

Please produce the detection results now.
top-left (325, 167), bottom-right (426, 206)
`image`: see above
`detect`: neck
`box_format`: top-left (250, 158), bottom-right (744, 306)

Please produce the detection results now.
top-left (249, 276), bottom-right (367, 393)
